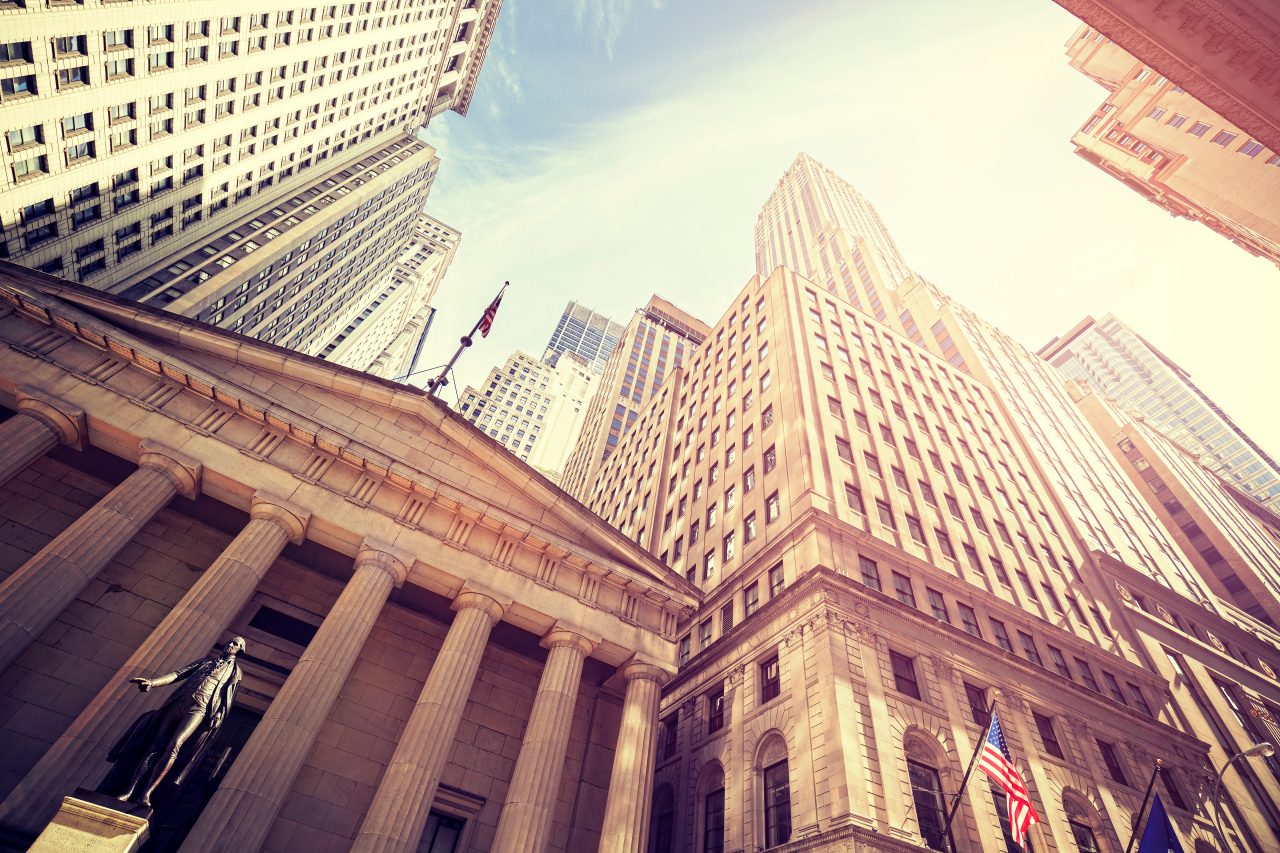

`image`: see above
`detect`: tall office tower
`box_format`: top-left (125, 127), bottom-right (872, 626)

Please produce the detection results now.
top-left (114, 133), bottom-right (440, 354)
top-left (559, 295), bottom-right (709, 501)
top-left (541, 300), bottom-right (627, 374)
top-left (1065, 24), bottom-right (1280, 267)
top-left (318, 211), bottom-right (460, 379)
top-left (1040, 313), bottom-right (1280, 514)
top-left (1066, 381), bottom-right (1280, 627)
top-left (754, 152), bottom-right (912, 316)
top-left (0, 0), bottom-right (501, 335)
top-left (456, 350), bottom-right (596, 482)
top-left (584, 157), bottom-right (1280, 851)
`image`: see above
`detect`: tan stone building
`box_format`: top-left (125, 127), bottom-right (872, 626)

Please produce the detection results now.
top-left (1065, 24), bottom-right (1280, 267)
top-left (0, 258), bottom-right (699, 852)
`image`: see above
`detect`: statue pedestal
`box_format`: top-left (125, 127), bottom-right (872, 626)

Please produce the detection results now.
top-left (30, 789), bottom-right (150, 852)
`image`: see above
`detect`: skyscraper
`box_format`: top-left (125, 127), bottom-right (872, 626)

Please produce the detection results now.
top-left (1065, 24), bottom-right (1280, 267)
top-left (318, 211), bottom-right (460, 379)
top-left (541, 300), bottom-right (627, 374)
top-left (0, 0), bottom-right (501, 349)
top-left (456, 349), bottom-right (597, 482)
top-left (584, 154), bottom-right (1280, 851)
top-left (559, 295), bottom-right (709, 501)
top-left (1040, 313), bottom-right (1280, 514)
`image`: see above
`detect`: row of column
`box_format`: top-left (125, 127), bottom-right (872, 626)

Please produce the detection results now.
top-left (0, 404), bottom-right (670, 853)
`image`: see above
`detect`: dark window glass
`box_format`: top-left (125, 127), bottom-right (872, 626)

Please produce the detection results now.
top-left (890, 650), bottom-right (921, 699)
top-left (660, 713), bottom-right (678, 759)
top-left (707, 686), bottom-right (725, 733)
top-left (859, 555), bottom-right (881, 591)
top-left (990, 619), bottom-right (1012, 652)
top-left (1069, 820), bottom-right (1101, 853)
top-left (927, 588), bottom-right (949, 622)
top-left (760, 654), bottom-right (781, 703)
top-left (959, 604), bottom-right (982, 637)
top-left (1097, 740), bottom-right (1128, 785)
top-left (964, 682), bottom-right (989, 726)
top-left (703, 787), bottom-right (725, 853)
top-left (908, 759), bottom-right (954, 852)
top-left (893, 572), bottom-right (916, 608)
top-left (1033, 712), bottom-right (1063, 758)
top-left (763, 760), bottom-right (791, 848)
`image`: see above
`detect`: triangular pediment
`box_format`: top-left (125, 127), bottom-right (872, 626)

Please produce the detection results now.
top-left (0, 264), bottom-right (699, 605)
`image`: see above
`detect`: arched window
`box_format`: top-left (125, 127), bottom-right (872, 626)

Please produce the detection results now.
top-left (908, 759), bottom-right (953, 852)
top-left (695, 763), bottom-right (725, 853)
top-left (650, 785), bottom-right (674, 853)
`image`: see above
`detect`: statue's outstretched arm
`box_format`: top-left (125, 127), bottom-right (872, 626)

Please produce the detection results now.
top-left (129, 660), bottom-right (201, 691)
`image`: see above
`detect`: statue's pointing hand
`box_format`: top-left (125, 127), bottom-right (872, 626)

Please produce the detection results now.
top-left (129, 677), bottom-right (152, 692)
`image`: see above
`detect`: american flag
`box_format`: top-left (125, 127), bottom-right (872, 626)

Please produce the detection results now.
top-left (477, 289), bottom-right (504, 338)
top-left (979, 710), bottom-right (1040, 849)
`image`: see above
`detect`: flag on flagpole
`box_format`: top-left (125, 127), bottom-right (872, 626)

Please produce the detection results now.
top-left (1136, 794), bottom-right (1185, 853)
top-left (979, 710), bottom-right (1040, 849)
top-left (477, 289), bottom-right (504, 338)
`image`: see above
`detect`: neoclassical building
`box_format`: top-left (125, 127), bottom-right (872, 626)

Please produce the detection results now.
top-left (0, 259), bottom-right (699, 852)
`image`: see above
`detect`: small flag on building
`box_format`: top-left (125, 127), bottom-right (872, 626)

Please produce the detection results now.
top-left (477, 287), bottom-right (505, 338)
top-left (1136, 794), bottom-right (1185, 853)
top-left (979, 710), bottom-right (1040, 849)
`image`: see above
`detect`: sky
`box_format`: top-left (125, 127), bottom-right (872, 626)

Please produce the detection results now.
top-left (415, 0), bottom-right (1280, 457)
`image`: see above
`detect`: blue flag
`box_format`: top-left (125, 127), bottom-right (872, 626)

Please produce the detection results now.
top-left (1137, 794), bottom-right (1185, 853)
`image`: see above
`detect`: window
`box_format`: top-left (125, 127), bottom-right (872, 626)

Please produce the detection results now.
top-left (906, 515), bottom-right (925, 544)
top-left (1210, 129), bottom-right (1238, 146)
top-left (845, 483), bottom-right (864, 514)
top-left (1126, 683), bottom-right (1153, 716)
top-left (660, 713), bottom-right (678, 760)
top-left (890, 650), bottom-right (921, 699)
top-left (762, 404), bottom-right (774, 428)
top-left (6, 124), bottom-right (40, 150)
top-left (909, 760), bottom-right (953, 852)
top-left (678, 635), bottom-right (691, 666)
top-left (926, 588), bottom-right (949, 622)
top-left (990, 619), bottom-right (1012, 652)
top-left (859, 555), bottom-right (881, 591)
top-left (0, 42), bottom-right (33, 64)
top-left (57, 66), bottom-right (89, 89)
top-left (763, 445), bottom-right (777, 474)
top-left (964, 682), bottom-right (989, 726)
top-left (768, 564), bottom-right (784, 596)
top-left (760, 654), bottom-right (781, 703)
top-left (836, 438), bottom-right (853, 462)
top-left (1239, 139), bottom-right (1265, 157)
top-left (1018, 632), bottom-right (1043, 666)
top-left (875, 500), bottom-right (895, 530)
top-left (744, 467), bottom-right (756, 493)
top-left (1101, 671), bottom-right (1127, 704)
top-left (704, 787), bottom-right (725, 853)
top-left (744, 583), bottom-right (759, 617)
top-left (1047, 645), bottom-right (1072, 680)
top-left (763, 759), bottom-right (791, 848)
top-left (721, 601), bottom-right (735, 633)
top-left (1097, 740), bottom-right (1128, 785)
top-left (864, 452), bottom-right (882, 478)
top-left (744, 512), bottom-right (758, 543)
top-left (1187, 121), bottom-right (1211, 137)
top-left (707, 684), bottom-right (725, 733)
top-left (1033, 712), bottom-right (1063, 758)
top-left (1069, 820), bottom-right (1102, 853)
top-left (765, 491), bottom-right (780, 523)
top-left (1, 75), bottom-right (37, 99)
top-left (892, 572), bottom-right (916, 608)
top-left (699, 619), bottom-right (713, 649)
top-left (1075, 659), bottom-right (1100, 692)
top-left (959, 604), bottom-right (982, 638)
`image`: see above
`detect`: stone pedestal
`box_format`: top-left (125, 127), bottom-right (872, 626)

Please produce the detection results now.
top-left (29, 789), bottom-right (150, 853)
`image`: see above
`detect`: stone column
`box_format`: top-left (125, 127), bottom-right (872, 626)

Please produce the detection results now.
top-left (0, 387), bottom-right (85, 489)
top-left (0, 440), bottom-right (200, 675)
top-left (0, 494), bottom-right (308, 836)
top-left (490, 628), bottom-right (595, 853)
top-left (598, 661), bottom-right (669, 853)
top-left (351, 590), bottom-right (506, 853)
top-left (180, 542), bottom-right (409, 853)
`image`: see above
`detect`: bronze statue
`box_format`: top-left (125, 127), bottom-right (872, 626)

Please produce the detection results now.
top-left (102, 637), bottom-right (245, 808)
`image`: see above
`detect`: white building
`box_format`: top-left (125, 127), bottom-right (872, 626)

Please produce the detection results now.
top-left (456, 350), bottom-right (597, 483)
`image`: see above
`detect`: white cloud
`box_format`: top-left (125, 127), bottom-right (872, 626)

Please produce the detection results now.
top-left (572, 0), bottom-right (635, 58)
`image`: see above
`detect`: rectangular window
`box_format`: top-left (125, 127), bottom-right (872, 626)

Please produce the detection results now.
top-left (958, 604), bottom-right (982, 638)
top-left (927, 588), bottom-right (949, 622)
top-left (763, 760), bottom-right (791, 848)
top-left (1101, 671), bottom-right (1127, 704)
top-left (1034, 712), bottom-right (1064, 759)
top-left (964, 682), bottom-right (989, 726)
top-left (678, 635), bottom-right (690, 666)
top-left (660, 713), bottom-right (678, 760)
top-left (768, 563), bottom-right (785, 597)
top-left (890, 650), bottom-right (921, 699)
top-left (721, 601), bottom-right (734, 634)
top-left (707, 685), bottom-right (725, 733)
top-left (1126, 683), bottom-right (1153, 716)
top-left (1018, 632), bottom-right (1043, 666)
top-left (1210, 130), bottom-right (1237, 146)
top-left (760, 654), bottom-right (781, 703)
top-left (1097, 740), bottom-right (1128, 785)
top-left (743, 582), bottom-right (759, 617)
top-left (845, 483), bottom-right (864, 515)
top-left (766, 491), bottom-right (780, 523)
top-left (906, 514), bottom-right (925, 544)
top-left (876, 500), bottom-right (895, 530)
top-left (1187, 121), bottom-right (1211, 137)
top-left (763, 445), bottom-right (777, 474)
top-left (1047, 645), bottom-right (1072, 680)
top-left (859, 555), bottom-right (881, 591)
top-left (893, 572), bottom-right (916, 608)
top-left (990, 619), bottom-right (1012, 652)
top-left (1075, 658), bottom-right (1100, 692)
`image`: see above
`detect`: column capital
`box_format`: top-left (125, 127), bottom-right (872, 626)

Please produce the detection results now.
top-left (618, 659), bottom-right (672, 687)
top-left (17, 385), bottom-right (87, 450)
top-left (541, 626), bottom-right (596, 657)
top-left (137, 439), bottom-right (202, 499)
top-left (452, 588), bottom-right (507, 623)
top-left (250, 492), bottom-right (311, 545)
top-left (356, 539), bottom-right (412, 587)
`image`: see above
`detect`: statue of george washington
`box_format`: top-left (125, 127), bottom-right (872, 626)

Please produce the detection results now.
top-left (101, 637), bottom-right (245, 808)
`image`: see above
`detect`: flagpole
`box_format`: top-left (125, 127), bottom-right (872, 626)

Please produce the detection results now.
top-left (941, 691), bottom-right (1001, 852)
top-left (425, 282), bottom-right (508, 397)
top-left (1123, 759), bottom-right (1163, 853)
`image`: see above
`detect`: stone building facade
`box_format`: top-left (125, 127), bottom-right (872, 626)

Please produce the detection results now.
top-left (0, 258), bottom-right (699, 852)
